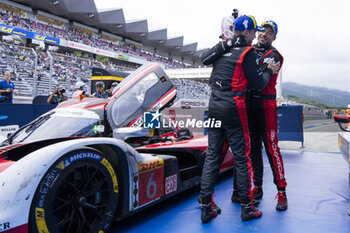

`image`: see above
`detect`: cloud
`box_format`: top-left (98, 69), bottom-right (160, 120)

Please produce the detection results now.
top-left (94, 0), bottom-right (350, 92)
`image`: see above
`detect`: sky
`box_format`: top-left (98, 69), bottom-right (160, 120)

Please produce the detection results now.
top-left (94, 0), bottom-right (350, 92)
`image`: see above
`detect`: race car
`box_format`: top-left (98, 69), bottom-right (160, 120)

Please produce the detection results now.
top-left (0, 62), bottom-right (234, 233)
top-left (334, 114), bottom-right (350, 215)
top-left (334, 114), bottom-right (350, 162)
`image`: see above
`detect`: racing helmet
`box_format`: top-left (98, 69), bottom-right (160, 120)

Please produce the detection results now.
top-left (220, 9), bottom-right (241, 41)
top-left (75, 81), bottom-right (86, 90)
top-left (220, 16), bottom-right (235, 41)
top-left (111, 82), bottom-right (118, 88)
top-left (95, 81), bottom-right (105, 92)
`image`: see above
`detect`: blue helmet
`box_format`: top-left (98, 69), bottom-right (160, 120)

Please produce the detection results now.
top-left (261, 20), bottom-right (278, 35)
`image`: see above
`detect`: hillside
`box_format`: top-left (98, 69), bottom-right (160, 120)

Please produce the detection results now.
top-left (282, 82), bottom-right (350, 107)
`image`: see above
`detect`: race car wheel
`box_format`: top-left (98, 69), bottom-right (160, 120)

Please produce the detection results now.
top-left (29, 148), bottom-right (119, 233)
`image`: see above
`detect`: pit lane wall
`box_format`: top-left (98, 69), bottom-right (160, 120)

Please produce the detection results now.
top-left (338, 132), bottom-right (350, 215)
top-left (0, 103), bottom-right (303, 142)
top-left (338, 132), bottom-right (350, 166)
top-left (0, 104), bottom-right (55, 136)
top-left (163, 99), bottom-right (304, 142)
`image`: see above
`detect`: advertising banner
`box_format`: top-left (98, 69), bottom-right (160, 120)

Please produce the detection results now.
top-left (0, 24), bottom-right (60, 45)
top-left (67, 41), bottom-right (93, 53)
top-left (94, 48), bottom-right (115, 57)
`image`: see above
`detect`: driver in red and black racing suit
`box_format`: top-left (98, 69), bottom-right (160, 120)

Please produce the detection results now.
top-left (244, 20), bottom-right (288, 211)
top-left (199, 15), bottom-right (281, 223)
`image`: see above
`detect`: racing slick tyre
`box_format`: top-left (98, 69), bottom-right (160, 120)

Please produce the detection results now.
top-left (29, 147), bottom-right (119, 233)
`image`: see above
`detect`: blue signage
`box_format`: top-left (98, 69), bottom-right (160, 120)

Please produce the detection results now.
top-left (0, 103), bottom-right (55, 127)
top-left (277, 105), bottom-right (304, 143)
top-left (143, 111), bottom-right (161, 129)
top-left (0, 24), bottom-right (60, 45)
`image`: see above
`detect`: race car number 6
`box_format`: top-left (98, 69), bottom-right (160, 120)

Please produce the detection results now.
top-left (147, 172), bottom-right (156, 199)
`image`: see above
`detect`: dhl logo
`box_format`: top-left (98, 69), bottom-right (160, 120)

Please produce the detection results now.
top-left (138, 158), bottom-right (164, 174)
top-left (34, 35), bottom-right (46, 41)
top-left (1, 27), bottom-right (13, 34)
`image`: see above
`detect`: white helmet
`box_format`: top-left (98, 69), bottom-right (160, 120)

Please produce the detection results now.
top-left (220, 9), bottom-right (242, 41)
top-left (75, 81), bottom-right (86, 90)
top-left (220, 16), bottom-right (235, 41)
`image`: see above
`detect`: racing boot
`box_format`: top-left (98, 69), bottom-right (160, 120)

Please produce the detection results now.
top-left (201, 203), bottom-right (218, 223)
top-left (250, 186), bottom-right (263, 200)
top-left (241, 202), bottom-right (262, 221)
top-left (232, 190), bottom-right (260, 206)
top-left (276, 190), bottom-right (288, 211)
top-left (231, 190), bottom-right (241, 203)
top-left (197, 195), bottom-right (221, 214)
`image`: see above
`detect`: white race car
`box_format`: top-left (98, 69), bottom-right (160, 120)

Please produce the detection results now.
top-left (0, 63), bottom-right (234, 233)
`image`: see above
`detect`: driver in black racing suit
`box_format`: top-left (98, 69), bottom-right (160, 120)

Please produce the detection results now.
top-left (199, 15), bottom-right (281, 223)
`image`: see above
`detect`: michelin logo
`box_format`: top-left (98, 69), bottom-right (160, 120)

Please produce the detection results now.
top-left (143, 110), bottom-right (161, 129)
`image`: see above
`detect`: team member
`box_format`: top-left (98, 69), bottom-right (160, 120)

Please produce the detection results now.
top-left (72, 81), bottom-right (93, 100)
top-left (199, 15), bottom-right (280, 223)
top-left (247, 20), bottom-right (288, 211)
top-left (0, 71), bottom-right (15, 104)
top-left (107, 82), bottom-right (118, 97)
top-left (93, 81), bottom-right (108, 98)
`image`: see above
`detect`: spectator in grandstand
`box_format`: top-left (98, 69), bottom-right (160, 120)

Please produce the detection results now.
top-left (0, 71), bottom-right (15, 103)
top-left (93, 81), bottom-right (108, 98)
top-left (0, 9), bottom-right (189, 69)
top-left (47, 84), bottom-right (67, 104)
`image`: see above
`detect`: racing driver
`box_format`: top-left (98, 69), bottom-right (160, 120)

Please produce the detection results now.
top-left (199, 15), bottom-right (281, 222)
top-left (247, 20), bottom-right (288, 211)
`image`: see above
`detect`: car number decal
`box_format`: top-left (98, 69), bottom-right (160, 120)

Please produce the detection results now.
top-left (137, 158), bottom-right (164, 206)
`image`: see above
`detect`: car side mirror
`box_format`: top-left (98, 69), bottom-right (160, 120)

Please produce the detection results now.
top-left (113, 127), bottom-right (150, 141)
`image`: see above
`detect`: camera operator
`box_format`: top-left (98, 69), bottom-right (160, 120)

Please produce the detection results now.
top-left (47, 84), bottom-right (67, 104)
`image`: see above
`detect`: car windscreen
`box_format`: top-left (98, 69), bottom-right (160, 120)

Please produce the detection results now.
top-left (9, 108), bottom-right (102, 144)
top-left (110, 72), bottom-right (158, 126)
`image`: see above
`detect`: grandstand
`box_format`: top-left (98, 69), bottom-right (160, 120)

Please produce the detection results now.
top-left (0, 0), bottom-right (211, 102)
